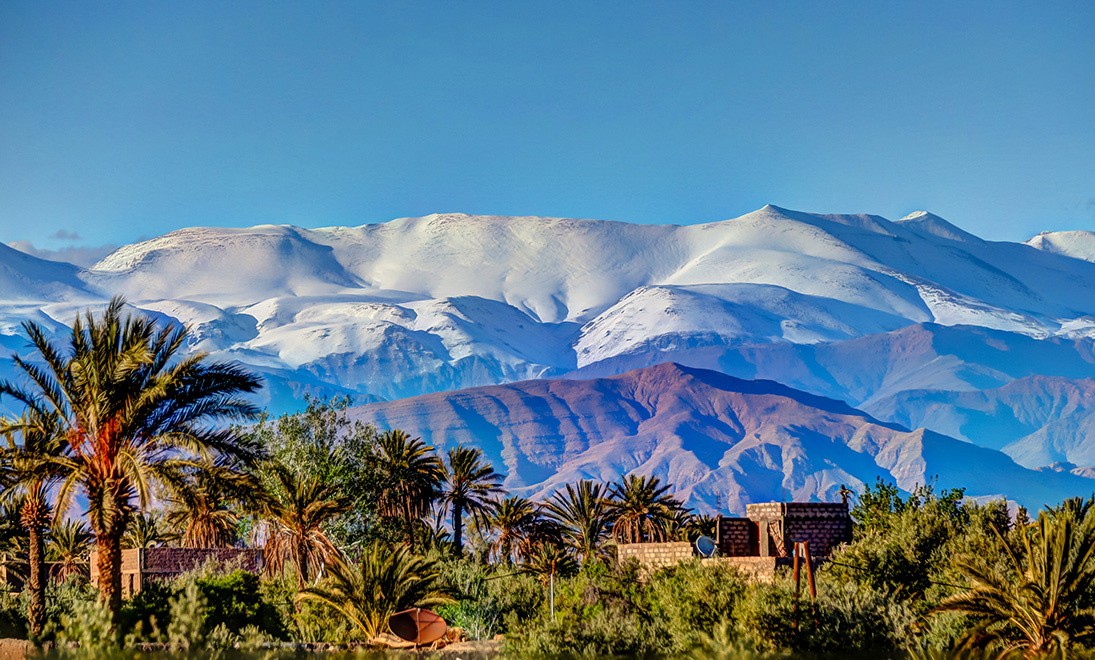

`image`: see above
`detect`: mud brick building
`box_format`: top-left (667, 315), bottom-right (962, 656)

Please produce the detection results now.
top-left (733, 501), bottom-right (852, 558)
top-left (90, 547), bottom-right (264, 596)
top-left (619, 500), bottom-right (852, 578)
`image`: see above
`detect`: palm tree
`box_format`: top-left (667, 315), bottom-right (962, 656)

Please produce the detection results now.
top-left (607, 474), bottom-right (685, 544)
top-left (167, 461), bottom-right (261, 548)
top-left (545, 480), bottom-right (613, 565)
top-left (299, 541), bottom-right (452, 640)
top-left (440, 446), bottom-right (503, 555)
top-left (488, 496), bottom-right (540, 564)
top-left (48, 518), bottom-right (93, 582)
top-left (373, 430), bottom-right (444, 545)
top-left (522, 540), bottom-right (578, 584)
top-left (122, 511), bottom-right (170, 549)
top-left (0, 297), bottom-right (264, 619)
top-left (255, 462), bottom-right (349, 588)
top-left (934, 497), bottom-right (1095, 654)
top-left (0, 410), bottom-right (67, 638)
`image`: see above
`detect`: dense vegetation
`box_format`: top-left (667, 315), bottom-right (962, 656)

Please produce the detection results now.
top-left (0, 300), bottom-right (1092, 658)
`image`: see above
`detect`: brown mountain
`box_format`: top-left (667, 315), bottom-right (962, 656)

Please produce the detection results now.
top-left (348, 362), bottom-right (1093, 513)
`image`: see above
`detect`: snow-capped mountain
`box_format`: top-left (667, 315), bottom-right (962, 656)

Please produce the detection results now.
top-left (348, 363), bottom-right (1093, 512)
top-left (5, 205), bottom-right (1095, 484)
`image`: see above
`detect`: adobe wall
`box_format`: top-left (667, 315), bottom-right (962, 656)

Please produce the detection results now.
top-left (617, 542), bottom-right (693, 574)
top-left (716, 516), bottom-right (757, 556)
top-left (703, 556), bottom-right (778, 582)
top-left (746, 502), bottom-right (851, 557)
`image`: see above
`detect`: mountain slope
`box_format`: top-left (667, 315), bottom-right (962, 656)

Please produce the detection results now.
top-left (348, 363), bottom-right (1092, 512)
top-left (869, 375), bottom-right (1095, 469)
top-left (5, 205), bottom-right (1095, 446)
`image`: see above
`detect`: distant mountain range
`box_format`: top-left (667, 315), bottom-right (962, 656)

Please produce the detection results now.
top-left (348, 362), bottom-right (1092, 512)
top-left (4, 205), bottom-right (1095, 505)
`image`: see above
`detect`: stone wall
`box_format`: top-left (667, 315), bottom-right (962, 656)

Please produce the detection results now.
top-left (142, 547), bottom-right (263, 575)
top-left (91, 547), bottom-right (264, 596)
top-left (715, 516), bottom-right (757, 556)
top-left (704, 556), bottom-right (778, 582)
top-left (617, 542), bottom-right (693, 574)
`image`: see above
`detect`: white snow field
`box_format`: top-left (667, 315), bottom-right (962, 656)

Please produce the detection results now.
top-left (5, 205), bottom-right (1095, 439)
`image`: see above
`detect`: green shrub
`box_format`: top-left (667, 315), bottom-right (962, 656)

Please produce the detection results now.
top-left (437, 558), bottom-right (543, 639)
top-left (194, 569), bottom-right (284, 638)
top-left (52, 598), bottom-right (119, 655)
top-left (734, 577), bottom-right (912, 657)
top-left (0, 589), bottom-right (26, 639)
top-left (504, 603), bottom-right (662, 658)
top-left (646, 559), bottom-right (747, 652)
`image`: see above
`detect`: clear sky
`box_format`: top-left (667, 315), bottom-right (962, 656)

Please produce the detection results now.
top-left (1, 1), bottom-right (1093, 263)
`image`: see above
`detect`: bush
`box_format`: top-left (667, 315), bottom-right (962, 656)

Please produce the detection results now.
top-left (734, 577), bottom-right (912, 657)
top-left (0, 590), bottom-right (26, 639)
top-left (504, 603), bottom-right (662, 658)
top-left (646, 560), bottom-right (747, 652)
top-left (52, 598), bottom-right (119, 655)
top-left (118, 566), bottom-right (285, 646)
top-left (194, 569), bottom-right (283, 638)
top-left (437, 558), bottom-right (543, 639)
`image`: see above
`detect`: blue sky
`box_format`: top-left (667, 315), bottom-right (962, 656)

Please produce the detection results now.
top-left (1, 1), bottom-right (1093, 262)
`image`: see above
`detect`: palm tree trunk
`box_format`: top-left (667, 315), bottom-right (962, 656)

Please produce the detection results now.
top-left (453, 501), bottom-right (463, 555)
top-left (95, 527), bottom-right (124, 623)
top-left (297, 538), bottom-right (309, 588)
top-left (25, 522), bottom-right (46, 638)
top-left (402, 493), bottom-right (415, 546)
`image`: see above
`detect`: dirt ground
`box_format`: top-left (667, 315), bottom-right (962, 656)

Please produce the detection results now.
top-left (0, 640), bottom-right (28, 660)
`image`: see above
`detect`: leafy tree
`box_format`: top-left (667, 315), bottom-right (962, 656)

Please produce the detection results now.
top-left (440, 446), bottom-right (503, 555)
top-left (373, 430), bottom-right (444, 545)
top-left (831, 478), bottom-right (981, 608)
top-left (248, 397), bottom-right (383, 547)
top-left (607, 474), bottom-right (685, 544)
top-left (545, 480), bottom-right (613, 565)
top-left (255, 461), bottom-right (349, 588)
top-left (298, 542), bottom-right (452, 640)
top-left (0, 297), bottom-right (263, 620)
top-left (935, 497), bottom-right (1095, 655)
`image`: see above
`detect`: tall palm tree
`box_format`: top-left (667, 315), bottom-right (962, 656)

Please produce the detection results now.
top-left (48, 518), bottom-right (93, 582)
top-left (607, 474), bottom-right (685, 544)
top-left (373, 430), bottom-right (444, 545)
top-left (167, 461), bottom-right (261, 548)
top-left (440, 446), bottom-right (503, 555)
top-left (545, 480), bottom-right (613, 565)
top-left (298, 541), bottom-right (453, 640)
top-left (935, 497), bottom-right (1095, 654)
top-left (122, 511), bottom-right (170, 549)
top-left (0, 297), bottom-right (264, 618)
top-left (0, 410), bottom-right (67, 638)
top-left (488, 496), bottom-right (540, 565)
top-left (255, 462), bottom-right (349, 588)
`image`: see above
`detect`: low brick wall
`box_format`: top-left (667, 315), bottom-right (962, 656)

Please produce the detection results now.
top-left (617, 542), bottom-right (694, 574)
top-left (703, 556), bottom-right (779, 582)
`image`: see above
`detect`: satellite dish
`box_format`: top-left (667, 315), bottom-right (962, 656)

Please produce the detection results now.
top-left (389, 608), bottom-right (447, 645)
top-left (696, 535), bottom-right (717, 557)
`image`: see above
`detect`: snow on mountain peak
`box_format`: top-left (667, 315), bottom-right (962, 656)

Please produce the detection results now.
top-left (6, 207), bottom-right (1095, 421)
top-left (1026, 230), bottom-right (1095, 263)
top-left (896, 211), bottom-right (981, 243)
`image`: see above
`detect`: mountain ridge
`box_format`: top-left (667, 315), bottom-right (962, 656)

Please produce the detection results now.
top-left (3, 206), bottom-right (1095, 480)
top-left (347, 362), bottom-right (1093, 512)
